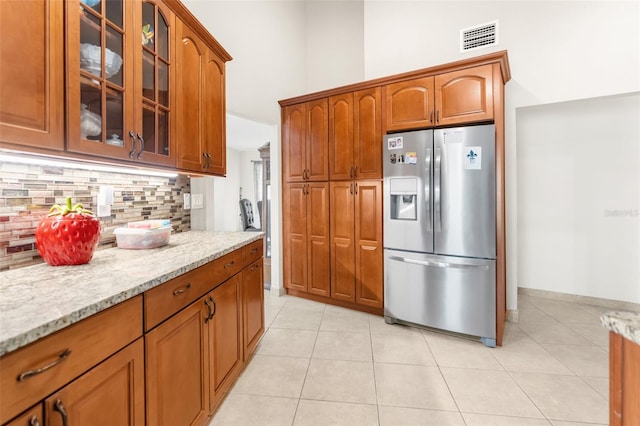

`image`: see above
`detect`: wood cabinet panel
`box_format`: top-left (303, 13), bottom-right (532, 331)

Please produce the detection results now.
top-left (283, 183), bottom-right (308, 292)
top-left (175, 20), bottom-right (205, 171)
top-left (435, 65), bottom-right (494, 126)
top-left (208, 275), bottom-right (243, 412)
top-left (354, 180), bottom-right (383, 308)
top-left (354, 87), bottom-right (382, 179)
top-left (330, 181), bottom-right (355, 303)
top-left (0, 296), bottom-right (142, 424)
top-left (242, 259), bottom-right (264, 360)
top-left (610, 331), bottom-right (640, 426)
top-left (329, 93), bottom-right (354, 180)
top-left (145, 297), bottom-right (209, 426)
top-left (282, 100), bottom-right (329, 182)
top-left (202, 49), bottom-right (226, 175)
top-left (307, 100), bottom-right (329, 181)
top-left (385, 76), bottom-right (434, 132)
top-left (44, 338), bottom-right (145, 426)
top-left (241, 239), bottom-right (264, 268)
top-left (307, 183), bottom-right (330, 297)
top-left (282, 104), bottom-right (306, 182)
top-left (4, 404), bottom-right (42, 426)
top-left (0, 0), bottom-right (64, 151)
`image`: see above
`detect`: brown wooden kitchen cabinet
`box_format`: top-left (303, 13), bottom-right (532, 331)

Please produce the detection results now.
top-left (207, 275), bottom-right (243, 413)
top-left (0, 0), bottom-right (64, 151)
top-left (283, 182), bottom-right (330, 297)
top-left (145, 294), bottom-right (209, 426)
top-left (4, 404), bottom-right (42, 426)
top-left (282, 99), bottom-right (329, 182)
top-left (330, 180), bottom-right (383, 308)
top-left (44, 338), bottom-right (145, 426)
top-left (609, 331), bottom-right (640, 425)
top-left (66, 0), bottom-right (177, 167)
top-left (384, 64), bottom-right (494, 132)
top-left (175, 18), bottom-right (228, 176)
top-left (0, 297), bottom-right (142, 425)
top-left (329, 87), bottom-right (382, 180)
top-left (242, 259), bottom-right (265, 360)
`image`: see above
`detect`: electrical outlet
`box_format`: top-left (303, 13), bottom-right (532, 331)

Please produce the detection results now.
top-left (183, 193), bottom-right (191, 210)
top-left (192, 193), bottom-right (204, 209)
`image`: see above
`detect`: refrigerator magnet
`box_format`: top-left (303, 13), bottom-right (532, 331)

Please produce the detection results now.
top-left (405, 152), bottom-right (417, 164)
top-left (464, 147), bottom-right (482, 170)
top-left (388, 137), bottom-right (403, 150)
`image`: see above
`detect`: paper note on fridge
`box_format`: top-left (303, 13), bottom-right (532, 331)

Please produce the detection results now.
top-left (464, 146), bottom-right (482, 170)
top-left (405, 152), bottom-right (417, 164)
top-left (387, 136), bottom-right (403, 150)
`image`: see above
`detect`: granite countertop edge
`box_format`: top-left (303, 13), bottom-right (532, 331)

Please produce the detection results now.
top-left (600, 311), bottom-right (640, 346)
top-left (0, 231), bottom-right (264, 357)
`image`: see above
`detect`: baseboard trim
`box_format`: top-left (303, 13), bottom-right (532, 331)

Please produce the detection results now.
top-left (269, 286), bottom-right (286, 297)
top-left (507, 309), bottom-right (520, 323)
top-left (518, 287), bottom-right (640, 312)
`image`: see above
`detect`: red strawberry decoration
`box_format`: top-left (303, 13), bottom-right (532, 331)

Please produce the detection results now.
top-left (35, 197), bottom-right (102, 266)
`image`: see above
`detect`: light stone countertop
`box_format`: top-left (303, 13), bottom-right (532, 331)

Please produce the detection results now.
top-left (0, 231), bottom-right (264, 357)
top-left (601, 311), bottom-right (640, 346)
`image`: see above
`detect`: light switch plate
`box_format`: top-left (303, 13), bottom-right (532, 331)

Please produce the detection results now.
top-left (192, 193), bottom-right (204, 209)
top-left (183, 193), bottom-right (191, 210)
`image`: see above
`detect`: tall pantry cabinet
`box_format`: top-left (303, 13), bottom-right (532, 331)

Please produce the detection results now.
top-left (281, 87), bottom-right (383, 313)
top-left (281, 51), bottom-right (511, 344)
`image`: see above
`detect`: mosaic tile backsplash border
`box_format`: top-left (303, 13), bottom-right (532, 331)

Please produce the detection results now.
top-left (0, 162), bottom-right (190, 271)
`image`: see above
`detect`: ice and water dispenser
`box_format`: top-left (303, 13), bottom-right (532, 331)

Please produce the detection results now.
top-left (389, 177), bottom-right (417, 221)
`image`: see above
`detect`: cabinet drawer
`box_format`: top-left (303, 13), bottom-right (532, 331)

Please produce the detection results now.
top-left (144, 261), bottom-right (217, 331)
top-left (242, 239), bottom-right (263, 268)
top-left (4, 403), bottom-right (42, 426)
top-left (144, 249), bottom-right (243, 331)
top-left (0, 296), bottom-right (142, 424)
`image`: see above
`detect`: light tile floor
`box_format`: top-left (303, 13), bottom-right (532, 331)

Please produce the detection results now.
top-left (208, 292), bottom-right (614, 426)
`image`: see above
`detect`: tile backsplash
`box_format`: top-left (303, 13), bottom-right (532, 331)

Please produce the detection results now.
top-left (0, 162), bottom-right (190, 271)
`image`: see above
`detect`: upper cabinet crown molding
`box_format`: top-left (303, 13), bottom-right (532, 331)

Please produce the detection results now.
top-left (278, 50), bottom-right (510, 107)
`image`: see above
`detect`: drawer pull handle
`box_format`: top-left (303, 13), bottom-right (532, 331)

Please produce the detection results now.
top-left (29, 416), bottom-right (41, 426)
top-left (204, 299), bottom-right (213, 323)
top-left (54, 400), bottom-right (69, 426)
top-left (17, 349), bottom-right (71, 381)
top-left (209, 296), bottom-right (217, 320)
top-left (250, 248), bottom-right (258, 255)
top-left (224, 261), bottom-right (235, 269)
top-left (173, 283), bottom-right (192, 296)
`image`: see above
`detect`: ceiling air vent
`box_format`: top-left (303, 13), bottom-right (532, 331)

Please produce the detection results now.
top-left (460, 20), bottom-right (498, 52)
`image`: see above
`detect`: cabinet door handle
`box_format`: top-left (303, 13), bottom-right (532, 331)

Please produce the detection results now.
top-left (54, 400), bottom-right (69, 426)
top-left (204, 299), bottom-right (213, 323)
top-left (29, 416), bottom-right (41, 426)
top-left (209, 296), bottom-right (217, 320)
top-left (354, 182), bottom-right (358, 195)
top-left (250, 264), bottom-right (259, 272)
top-left (136, 133), bottom-right (145, 159)
top-left (128, 130), bottom-right (137, 158)
top-left (349, 182), bottom-right (353, 194)
top-left (353, 166), bottom-right (357, 178)
top-left (436, 110), bottom-right (439, 124)
top-left (172, 283), bottom-right (191, 296)
top-left (17, 349), bottom-right (71, 381)
top-left (224, 260), bottom-right (235, 269)
top-left (430, 111), bottom-right (434, 123)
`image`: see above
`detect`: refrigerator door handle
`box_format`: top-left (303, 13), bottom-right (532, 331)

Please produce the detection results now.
top-left (387, 255), bottom-right (490, 271)
top-left (425, 148), bottom-right (431, 231)
top-left (434, 147), bottom-right (442, 232)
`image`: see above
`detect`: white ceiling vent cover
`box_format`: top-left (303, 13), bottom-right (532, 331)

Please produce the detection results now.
top-left (460, 20), bottom-right (498, 52)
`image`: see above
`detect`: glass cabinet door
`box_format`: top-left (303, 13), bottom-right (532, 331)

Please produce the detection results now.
top-left (135, 0), bottom-right (174, 165)
top-left (67, 0), bottom-right (133, 157)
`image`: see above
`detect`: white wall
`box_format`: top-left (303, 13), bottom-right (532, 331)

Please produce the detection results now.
top-left (180, 0), bottom-right (308, 125)
top-left (364, 0), bottom-right (640, 309)
top-left (306, 1), bottom-right (365, 93)
top-left (212, 148), bottom-right (242, 232)
top-left (517, 93), bottom-right (639, 304)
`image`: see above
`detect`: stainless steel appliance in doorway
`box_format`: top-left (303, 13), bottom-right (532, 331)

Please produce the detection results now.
top-left (383, 125), bottom-right (497, 347)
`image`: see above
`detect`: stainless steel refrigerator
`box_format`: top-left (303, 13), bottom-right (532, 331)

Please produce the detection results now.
top-left (383, 124), bottom-right (497, 347)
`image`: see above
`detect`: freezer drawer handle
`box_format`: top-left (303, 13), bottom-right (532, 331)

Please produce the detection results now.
top-left (388, 255), bottom-right (489, 271)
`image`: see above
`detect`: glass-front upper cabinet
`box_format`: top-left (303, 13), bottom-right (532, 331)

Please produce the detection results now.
top-left (66, 0), bottom-right (174, 166)
top-left (135, 0), bottom-right (174, 165)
